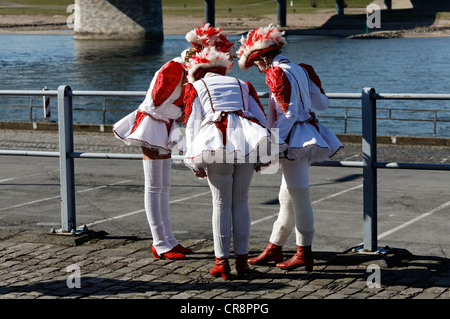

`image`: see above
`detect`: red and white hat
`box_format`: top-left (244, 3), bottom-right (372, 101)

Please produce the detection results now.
top-left (185, 46), bottom-right (233, 83)
top-left (236, 24), bottom-right (287, 71)
top-left (186, 22), bottom-right (235, 55)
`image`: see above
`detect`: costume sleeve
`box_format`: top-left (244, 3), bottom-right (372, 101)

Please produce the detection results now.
top-left (245, 81), bottom-right (268, 127)
top-left (266, 67), bottom-right (297, 141)
top-left (300, 63), bottom-right (329, 110)
top-left (183, 84), bottom-right (203, 171)
top-left (140, 60), bottom-right (185, 119)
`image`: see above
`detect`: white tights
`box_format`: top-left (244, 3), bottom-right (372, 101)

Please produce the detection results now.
top-left (269, 159), bottom-right (315, 247)
top-left (206, 163), bottom-right (254, 258)
top-left (143, 158), bottom-right (179, 255)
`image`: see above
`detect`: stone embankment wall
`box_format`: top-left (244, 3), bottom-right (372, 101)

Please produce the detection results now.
top-left (74, 0), bottom-right (163, 40)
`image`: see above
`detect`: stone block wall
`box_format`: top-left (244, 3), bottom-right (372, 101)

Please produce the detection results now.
top-left (74, 0), bottom-right (163, 40)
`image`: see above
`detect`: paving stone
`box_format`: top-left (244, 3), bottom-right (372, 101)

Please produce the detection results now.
top-left (0, 230), bottom-right (449, 300)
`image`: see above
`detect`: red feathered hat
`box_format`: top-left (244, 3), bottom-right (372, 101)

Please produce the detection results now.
top-left (185, 46), bottom-right (233, 83)
top-left (186, 22), bottom-right (235, 56)
top-left (237, 24), bottom-right (287, 71)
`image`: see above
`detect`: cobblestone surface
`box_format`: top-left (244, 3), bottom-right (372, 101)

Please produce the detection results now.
top-left (0, 230), bottom-right (449, 301)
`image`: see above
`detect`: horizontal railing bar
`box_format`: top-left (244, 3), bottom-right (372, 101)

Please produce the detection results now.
top-left (327, 93), bottom-right (363, 99)
top-left (0, 90), bottom-right (58, 96)
top-left (0, 150), bottom-right (59, 157)
top-left (375, 162), bottom-right (450, 170)
top-left (3, 90), bottom-right (450, 101)
top-left (311, 160), bottom-right (363, 167)
top-left (375, 93), bottom-right (450, 100)
top-left (4, 149), bottom-right (449, 171)
top-left (70, 152), bottom-right (142, 159)
top-left (71, 91), bottom-right (146, 97)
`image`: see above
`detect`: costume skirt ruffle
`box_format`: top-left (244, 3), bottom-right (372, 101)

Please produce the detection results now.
top-left (113, 110), bottom-right (186, 155)
top-left (184, 114), bottom-right (286, 171)
top-left (283, 122), bottom-right (343, 163)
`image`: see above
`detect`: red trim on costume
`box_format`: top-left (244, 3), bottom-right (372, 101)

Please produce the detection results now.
top-left (245, 81), bottom-right (265, 115)
top-left (130, 110), bottom-right (173, 136)
top-left (266, 66), bottom-right (291, 113)
top-left (299, 63), bottom-right (326, 95)
top-left (211, 111), bottom-right (267, 147)
top-left (183, 83), bottom-right (198, 126)
top-left (215, 113), bottom-right (228, 146)
top-left (152, 61), bottom-right (184, 107)
top-left (130, 110), bottom-right (147, 134)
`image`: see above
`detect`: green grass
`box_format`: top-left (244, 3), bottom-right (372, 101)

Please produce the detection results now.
top-left (161, 1), bottom-right (385, 19)
top-left (0, 0), bottom-right (73, 15)
top-left (1, 0), bottom-right (447, 21)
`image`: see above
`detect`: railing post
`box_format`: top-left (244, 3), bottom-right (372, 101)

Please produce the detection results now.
top-left (277, 0), bottom-right (286, 27)
top-left (362, 87), bottom-right (377, 252)
top-left (204, 0), bottom-right (215, 27)
top-left (336, 0), bottom-right (345, 15)
top-left (29, 97), bottom-right (33, 122)
top-left (57, 85), bottom-right (76, 233)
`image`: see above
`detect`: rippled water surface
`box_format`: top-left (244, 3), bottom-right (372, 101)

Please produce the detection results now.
top-left (1, 34), bottom-right (449, 136)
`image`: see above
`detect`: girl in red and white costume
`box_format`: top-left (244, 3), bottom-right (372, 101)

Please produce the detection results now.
top-left (113, 51), bottom-right (190, 260)
top-left (113, 23), bottom-right (233, 260)
top-left (183, 46), bottom-right (285, 279)
top-left (237, 24), bottom-right (342, 271)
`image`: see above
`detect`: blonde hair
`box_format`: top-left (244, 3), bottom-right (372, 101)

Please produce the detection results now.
top-left (184, 47), bottom-right (199, 63)
top-left (259, 50), bottom-right (281, 69)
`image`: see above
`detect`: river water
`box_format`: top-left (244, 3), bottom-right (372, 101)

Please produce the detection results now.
top-left (0, 34), bottom-right (449, 137)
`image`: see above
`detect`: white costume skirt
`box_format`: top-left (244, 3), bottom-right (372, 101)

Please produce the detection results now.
top-left (113, 110), bottom-right (186, 155)
top-left (184, 114), bottom-right (285, 171)
top-left (283, 122), bottom-right (343, 163)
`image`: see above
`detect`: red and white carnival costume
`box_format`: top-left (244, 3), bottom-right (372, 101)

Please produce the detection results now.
top-left (265, 54), bottom-right (343, 162)
top-left (183, 47), bottom-right (284, 278)
top-left (113, 56), bottom-right (186, 155)
top-left (112, 54), bottom-right (186, 257)
top-left (238, 25), bottom-right (342, 271)
top-left (112, 25), bottom-right (235, 259)
top-left (183, 77), bottom-right (280, 173)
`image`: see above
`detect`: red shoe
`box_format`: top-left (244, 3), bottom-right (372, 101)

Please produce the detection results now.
top-left (276, 245), bottom-right (314, 271)
top-left (248, 242), bottom-right (283, 265)
top-left (235, 254), bottom-right (250, 277)
top-left (209, 258), bottom-right (231, 280)
top-left (174, 244), bottom-right (193, 255)
top-left (152, 245), bottom-right (185, 260)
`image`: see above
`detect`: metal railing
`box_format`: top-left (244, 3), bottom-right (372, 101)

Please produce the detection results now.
top-left (3, 94), bottom-right (450, 137)
top-left (1, 86), bottom-right (450, 253)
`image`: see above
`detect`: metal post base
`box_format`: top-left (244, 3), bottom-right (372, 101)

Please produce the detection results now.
top-left (352, 245), bottom-right (391, 255)
top-left (49, 225), bottom-right (89, 236)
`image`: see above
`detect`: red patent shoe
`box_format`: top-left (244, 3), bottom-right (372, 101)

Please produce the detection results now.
top-left (209, 258), bottom-right (231, 280)
top-left (248, 242), bottom-right (283, 265)
top-left (174, 244), bottom-right (193, 255)
top-left (276, 245), bottom-right (314, 271)
top-left (152, 245), bottom-right (185, 260)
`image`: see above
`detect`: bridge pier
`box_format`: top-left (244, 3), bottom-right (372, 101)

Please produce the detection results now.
top-left (74, 0), bottom-right (163, 40)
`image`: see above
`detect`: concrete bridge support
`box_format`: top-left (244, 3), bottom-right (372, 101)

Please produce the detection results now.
top-left (74, 0), bottom-right (163, 40)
